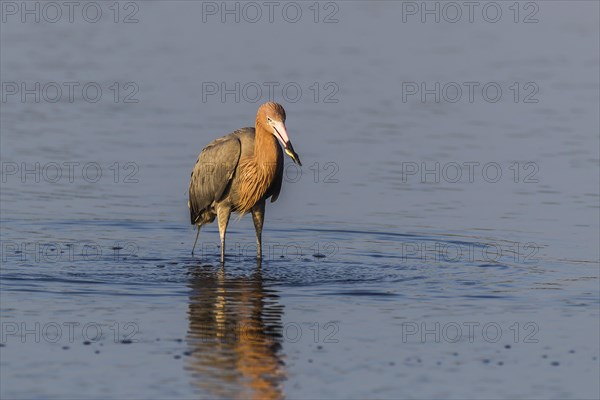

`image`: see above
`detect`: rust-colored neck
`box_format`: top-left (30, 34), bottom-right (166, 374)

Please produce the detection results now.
top-left (254, 120), bottom-right (278, 167)
top-left (233, 118), bottom-right (279, 214)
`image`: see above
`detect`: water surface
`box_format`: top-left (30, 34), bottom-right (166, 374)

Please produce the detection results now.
top-left (1, 1), bottom-right (599, 399)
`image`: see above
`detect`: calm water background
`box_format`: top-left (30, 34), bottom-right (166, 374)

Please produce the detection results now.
top-left (1, 1), bottom-right (599, 399)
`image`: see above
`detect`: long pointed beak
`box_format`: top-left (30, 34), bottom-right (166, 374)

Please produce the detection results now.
top-left (272, 121), bottom-right (302, 166)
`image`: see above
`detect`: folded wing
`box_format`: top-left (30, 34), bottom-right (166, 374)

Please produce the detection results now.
top-left (189, 134), bottom-right (242, 224)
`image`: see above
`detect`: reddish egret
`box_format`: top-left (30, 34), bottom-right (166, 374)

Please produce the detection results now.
top-left (188, 102), bottom-right (301, 262)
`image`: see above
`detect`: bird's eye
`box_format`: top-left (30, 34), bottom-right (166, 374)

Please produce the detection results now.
top-left (267, 117), bottom-right (272, 123)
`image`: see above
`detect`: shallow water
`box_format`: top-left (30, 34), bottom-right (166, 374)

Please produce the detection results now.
top-left (1, 1), bottom-right (599, 399)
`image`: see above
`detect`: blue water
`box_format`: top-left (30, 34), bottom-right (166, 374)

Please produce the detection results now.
top-left (1, 1), bottom-right (598, 399)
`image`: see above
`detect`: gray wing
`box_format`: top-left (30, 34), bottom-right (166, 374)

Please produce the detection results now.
top-left (266, 143), bottom-right (284, 203)
top-left (189, 134), bottom-right (241, 224)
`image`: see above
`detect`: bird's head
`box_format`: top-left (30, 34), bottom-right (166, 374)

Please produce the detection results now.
top-left (257, 102), bottom-right (302, 166)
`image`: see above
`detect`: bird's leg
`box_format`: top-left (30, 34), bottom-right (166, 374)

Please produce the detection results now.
top-left (251, 201), bottom-right (265, 260)
top-left (217, 206), bottom-right (231, 264)
top-left (191, 225), bottom-right (201, 256)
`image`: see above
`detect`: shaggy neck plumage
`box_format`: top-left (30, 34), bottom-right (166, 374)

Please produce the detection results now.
top-left (254, 120), bottom-right (278, 167)
top-left (235, 120), bottom-right (278, 214)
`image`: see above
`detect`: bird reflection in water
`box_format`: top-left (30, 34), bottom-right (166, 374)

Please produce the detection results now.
top-left (186, 259), bottom-right (285, 400)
